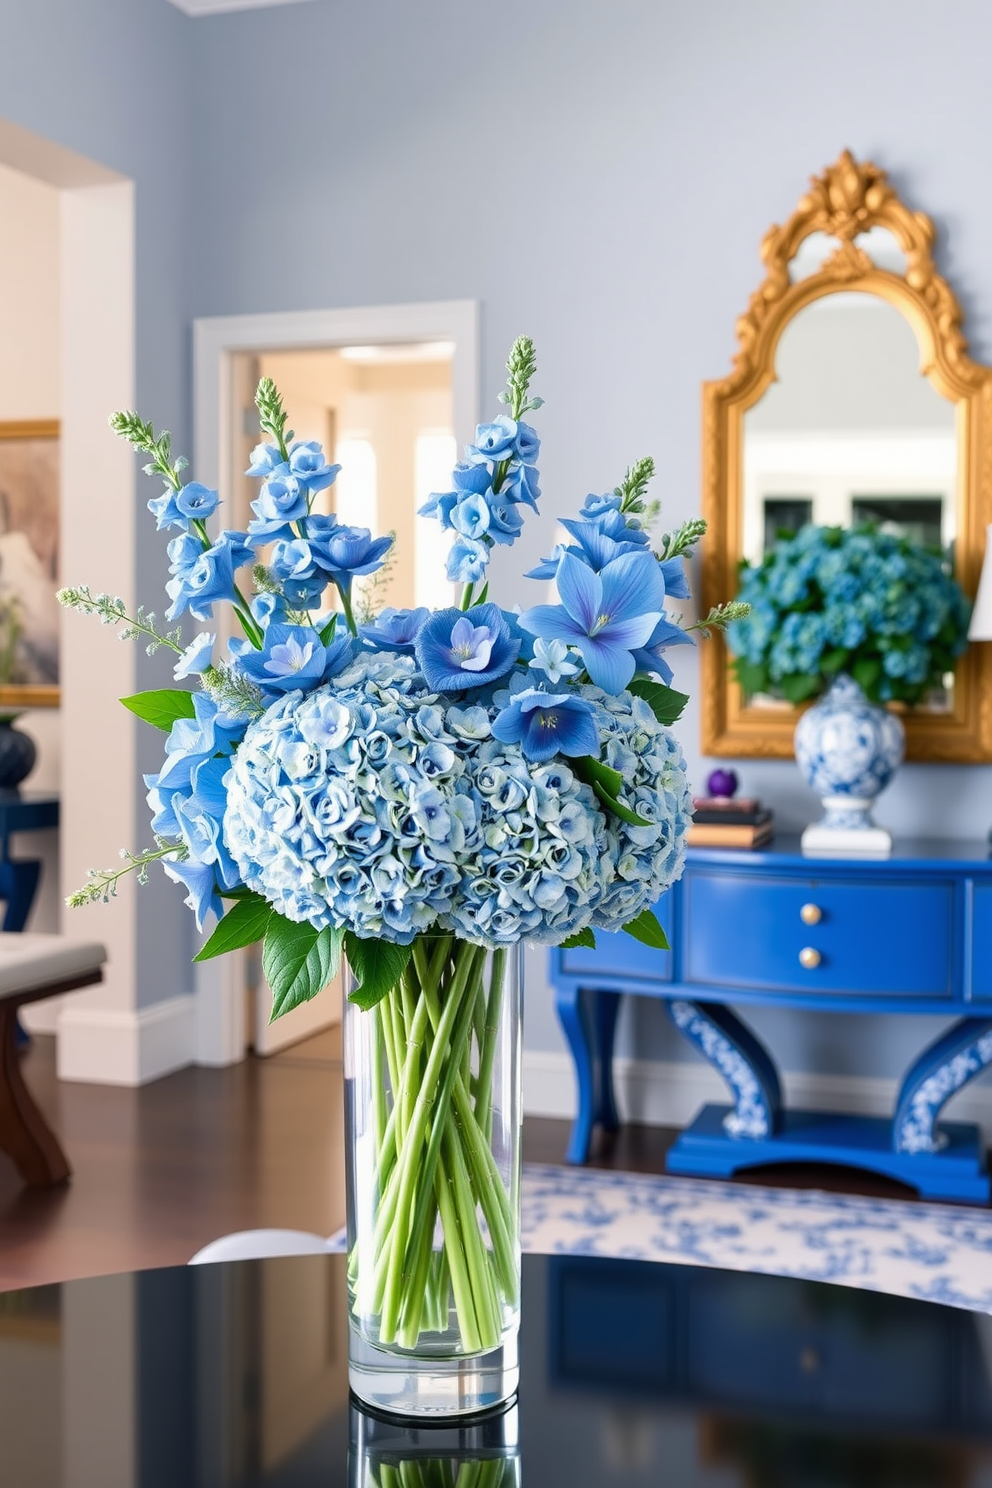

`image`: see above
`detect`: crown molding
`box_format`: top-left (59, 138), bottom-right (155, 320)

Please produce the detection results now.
top-left (166, 0), bottom-right (313, 16)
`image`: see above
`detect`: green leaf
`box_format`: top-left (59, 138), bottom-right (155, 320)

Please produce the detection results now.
top-left (779, 672), bottom-right (821, 705)
top-left (820, 647), bottom-right (848, 676)
top-left (345, 935), bottom-right (412, 1012)
top-left (262, 918), bottom-right (343, 1022)
top-left (573, 754), bottom-right (625, 798)
top-left (622, 908), bottom-right (670, 951)
top-left (194, 893), bottom-right (273, 962)
top-left (628, 677), bottom-right (690, 726)
top-left (590, 780), bottom-right (651, 827)
top-left (732, 659), bottom-right (769, 698)
top-left (120, 688), bottom-right (196, 731)
top-left (559, 927), bottom-right (596, 950)
top-left (852, 656), bottom-right (882, 697)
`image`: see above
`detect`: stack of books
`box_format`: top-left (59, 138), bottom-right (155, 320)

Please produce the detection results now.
top-left (687, 795), bottom-right (774, 849)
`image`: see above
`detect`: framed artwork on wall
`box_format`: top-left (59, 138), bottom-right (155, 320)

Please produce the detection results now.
top-left (0, 421), bottom-right (60, 708)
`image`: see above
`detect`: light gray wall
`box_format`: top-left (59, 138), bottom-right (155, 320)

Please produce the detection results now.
top-left (184, 0), bottom-right (992, 1079)
top-left (0, 0), bottom-right (195, 1006)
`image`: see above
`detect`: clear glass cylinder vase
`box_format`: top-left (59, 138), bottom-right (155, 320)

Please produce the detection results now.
top-left (344, 937), bottom-right (523, 1418)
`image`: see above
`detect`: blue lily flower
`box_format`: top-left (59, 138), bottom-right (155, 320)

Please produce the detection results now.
top-left (587, 507), bottom-right (651, 547)
top-left (235, 623), bottom-right (353, 697)
top-left (163, 856), bottom-right (223, 931)
top-left (660, 556), bottom-right (691, 600)
top-left (518, 550), bottom-right (665, 693)
top-left (360, 607), bottom-right (430, 654)
top-left (415, 603), bottom-right (521, 692)
top-left (630, 616), bottom-right (695, 684)
top-left (526, 523), bottom-right (645, 580)
top-left (491, 687), bottom-right (599, 763)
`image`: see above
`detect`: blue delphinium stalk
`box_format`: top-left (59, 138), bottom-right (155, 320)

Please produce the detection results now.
top-left (419, 336), bottom-right (544, 606)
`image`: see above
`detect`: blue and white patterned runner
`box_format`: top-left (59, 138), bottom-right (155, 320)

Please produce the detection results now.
top-left (520, 1164), bottom-right (992, 1312)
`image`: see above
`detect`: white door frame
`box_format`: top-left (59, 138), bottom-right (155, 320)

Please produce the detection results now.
top-left (192, 299), bottom-right (480, 1064)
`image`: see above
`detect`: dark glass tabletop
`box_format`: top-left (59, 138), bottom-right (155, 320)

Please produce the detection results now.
top-left (3, 1251), bottom-right (992, 1486)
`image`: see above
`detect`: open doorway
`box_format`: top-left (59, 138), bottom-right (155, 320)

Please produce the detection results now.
top-left (193, 301), bottom-right (477, 1059)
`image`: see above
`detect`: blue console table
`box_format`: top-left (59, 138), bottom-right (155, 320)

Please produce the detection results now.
top-left (550, 836), bottom-right (992, 1202)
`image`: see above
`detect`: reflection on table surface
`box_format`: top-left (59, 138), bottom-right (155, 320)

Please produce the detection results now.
top-left (3, 1252), bottom-right (992, 1486)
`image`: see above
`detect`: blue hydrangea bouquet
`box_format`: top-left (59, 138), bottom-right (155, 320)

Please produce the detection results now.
top-left (728, 523), bottom-right (970, 706)
top-left (60, 338), bottom-right (730, 1386)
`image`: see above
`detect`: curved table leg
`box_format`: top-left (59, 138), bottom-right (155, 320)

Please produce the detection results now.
top-left (556, 985), bottom-right (595, 1164)
top-left (667, 999), bottom-right (782, 1139)
top-left (592, 990), bottom-right (622, 1133)
top-left (0, 1000), bottom-right (71, 1186)
top-left (893, 1017), bottom-right (992, 1155)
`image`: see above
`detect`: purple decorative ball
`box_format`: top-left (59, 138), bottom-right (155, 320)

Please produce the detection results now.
top-left (706, 767), bottom-right (738, 799)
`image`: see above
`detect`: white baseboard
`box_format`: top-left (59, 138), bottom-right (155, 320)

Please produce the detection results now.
top-left (57, 995), bottom-right (195, 1086)
top-left (523, 1050), bottom-right (992, 1140)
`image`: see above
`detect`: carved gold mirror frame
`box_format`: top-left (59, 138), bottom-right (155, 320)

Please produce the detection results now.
top-left (700, 150), bottom-right (992, 762)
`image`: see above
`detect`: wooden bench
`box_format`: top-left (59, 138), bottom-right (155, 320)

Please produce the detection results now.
top-left (0, 932), bottom-right (106, 1186)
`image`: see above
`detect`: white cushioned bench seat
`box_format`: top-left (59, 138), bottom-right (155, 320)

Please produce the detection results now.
top-left (0, 932), bottom-right (107, 998)
top-left (0, 931), bottom-right (107, 1187)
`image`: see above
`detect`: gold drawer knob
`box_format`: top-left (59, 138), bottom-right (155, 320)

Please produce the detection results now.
top-left (800, 903), bottom-right (822, 926)
top-left (799, 947), bottom-right (821, 970)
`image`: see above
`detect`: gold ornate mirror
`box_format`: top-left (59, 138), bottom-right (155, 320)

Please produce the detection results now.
top-left (700, 150), bottom-right (992, 761)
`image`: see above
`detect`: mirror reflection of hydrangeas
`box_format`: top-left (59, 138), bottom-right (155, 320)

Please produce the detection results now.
top-left (727, 522), bottom-right (970, 707)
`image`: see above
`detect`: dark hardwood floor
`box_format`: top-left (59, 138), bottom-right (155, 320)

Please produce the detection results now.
top-left (0, 1029), bottom-right (927, 1292)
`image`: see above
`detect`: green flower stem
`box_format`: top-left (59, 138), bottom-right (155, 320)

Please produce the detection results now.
top-left (359, 936), bottom-right (517, 1356)
top-left (337, 582), bottom-right (359, 638)
top-left (459, 582), bottom-right (475, 611)
top-left (444, 1123), bottom-right (501, 1344)
top-left (389, 957), bottom-right (481, 1338)
top-left (434, 1147), bottom-right (482, 1353)
top-left (377, 945), bottom-right (481, 1343)
top-left (410, 948), bottom-right (516, 1305)
top-left (474, 948), bottom-right (505, 1140)
top-left (371, 1010), bottom-right (388, 1154)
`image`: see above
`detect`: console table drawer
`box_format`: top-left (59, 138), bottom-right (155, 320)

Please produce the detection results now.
top-left (683, 870), bottom-right (953, 998)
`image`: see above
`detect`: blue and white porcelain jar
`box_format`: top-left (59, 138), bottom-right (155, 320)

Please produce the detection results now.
top-left (793, 674), bottom-right (904, 855)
